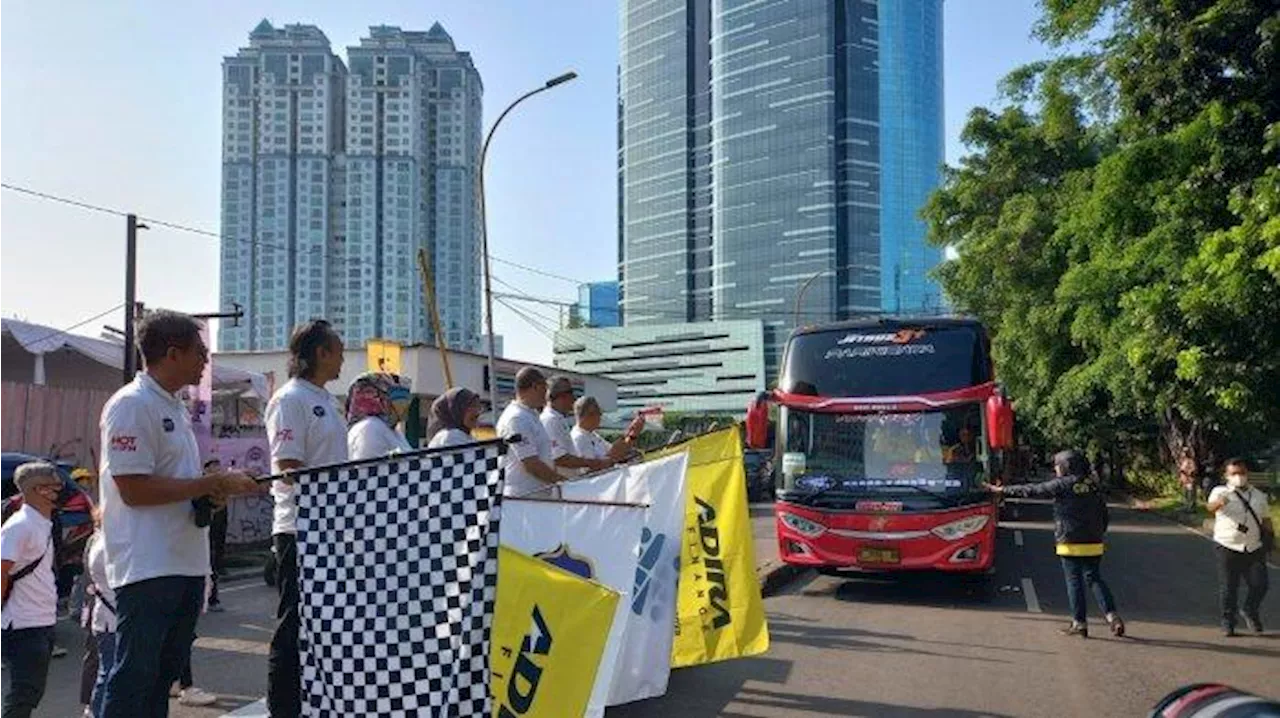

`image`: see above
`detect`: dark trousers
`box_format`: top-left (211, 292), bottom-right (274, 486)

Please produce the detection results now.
top-left (209, 511), bottom-right (227, 605)
top-left (1060, 555), bottom-right (1117, 624)
top-left (101, 576), bottom-right (204, 718)
top-left (1, 625), bottom-right (53, 718)
top-left (1216, 544), bottom-right (1269, 628)
top-left (268, 533), bottom-right (300, 718)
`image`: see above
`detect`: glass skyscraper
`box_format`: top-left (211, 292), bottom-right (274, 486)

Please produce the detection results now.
top-left (617, 0), bottom-right (944, 374)
top-left (219, 21), bottom-right (483, 352)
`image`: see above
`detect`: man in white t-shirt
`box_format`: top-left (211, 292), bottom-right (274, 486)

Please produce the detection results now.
top-left (497, 368), bottom-right (577, 497)
top-left (570, 396), bottom-right (643, 475)
top-left (96, 311), bottom-right (258, 718)
top-left (265, 319), bottom-right (348, 718)
top-left (1, 462), bottom-right (62, 718)
top-left (1207, 458), bottom-right (1273, 636)
top-left (541, 376), bottom-right (613, 478)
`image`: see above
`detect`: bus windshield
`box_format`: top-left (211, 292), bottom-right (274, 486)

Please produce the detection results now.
top-left (780, 405), bottom-right (985, 496)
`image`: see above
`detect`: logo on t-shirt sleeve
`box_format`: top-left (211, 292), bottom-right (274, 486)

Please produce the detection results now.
top-left (313, 405), bottom-right (326, 418)
top-left (162, 418), bottom-right (175, 432)
top-left (275, 428), bottom-right (295, 443)
top-left (110, 436), bottom-right (138, 452)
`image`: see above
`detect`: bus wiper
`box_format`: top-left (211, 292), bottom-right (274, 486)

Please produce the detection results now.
top-left (798, 481), bottom-right (844, 506)
top-left (893, 483), bottom-right (954, 505)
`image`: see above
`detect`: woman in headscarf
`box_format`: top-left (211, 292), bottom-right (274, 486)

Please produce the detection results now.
top-left (345, 372), bottom-right (414, 460)
top-left (426, 387), bottom-right (483, 448)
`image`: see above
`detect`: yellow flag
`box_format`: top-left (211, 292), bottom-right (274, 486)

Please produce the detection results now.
top-left (490, 546), bottom-right (618, 718)
top-left (650, 426), bottom-right (769, 667)
top-left (366, 339), bottom-right (402, 374)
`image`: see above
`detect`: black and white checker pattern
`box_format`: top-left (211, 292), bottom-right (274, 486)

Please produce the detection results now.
top-left (296, 442), bottom-right (505, 718)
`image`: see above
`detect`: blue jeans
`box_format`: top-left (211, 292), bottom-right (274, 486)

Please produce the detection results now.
top-left (101, 576), bottom-right (205, 718)
top-left (91, 632), bottom-right (117, 718)
top-left (1060, 555), bottom-right (1117, 624)
top-left (1, 625), bottom-right (54, 718)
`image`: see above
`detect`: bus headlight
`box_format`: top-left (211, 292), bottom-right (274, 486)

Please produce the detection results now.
top-left (931, 515), bottom-right (989, 542)
top-left (780, 512), bottom-right (826, 538)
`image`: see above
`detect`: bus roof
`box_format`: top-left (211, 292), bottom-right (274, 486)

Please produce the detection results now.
top-left (791, 316), bottom-right (982, 338)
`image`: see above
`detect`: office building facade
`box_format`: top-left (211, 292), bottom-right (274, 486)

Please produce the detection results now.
top-left (219, 21), bottom-right (483, 352)
top-left (554, 320), bottom-right (765, 414)
top-left (617, 0), bottom-right (945, 374)
top-left (574, 281), bottom-right (621, 328)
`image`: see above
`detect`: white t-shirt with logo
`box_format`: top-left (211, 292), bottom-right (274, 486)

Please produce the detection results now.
top-left (0, 504), bottom-right (56, 629)
top-left (266, 378), bottom-right (349, 536)
top-left (571, 426), bottom-right (611, 461)
top-left (348, 417), bottom-right (412, 461)
top-left (497, 402), bottom-right (557, 497)
top-left (1209, 485), bottom-right (1272, 553)
top-left (98, 373), bottom-right (208, 590)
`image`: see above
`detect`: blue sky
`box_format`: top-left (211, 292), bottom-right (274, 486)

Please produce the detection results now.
top-left (1, 0), bottom-right (1052, 365)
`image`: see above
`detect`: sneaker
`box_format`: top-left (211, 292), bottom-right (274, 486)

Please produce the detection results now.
top-left (1106, 614), bottom-right (1126, 638)
top-left (169, 683), bottom-right (181, 698)
top-left (1059, 622), bottom-right (1088, 638)
top-left (207, 600), bottom-right (225, 613)
top-left (1222, 625), bottom-right (1238, 638)
top-left (178, 687), bottom-right (218, 707)
top-left (1241, 612), bottom-right (1264, 634)
top-left (51, 644), bottom-right (68, 658)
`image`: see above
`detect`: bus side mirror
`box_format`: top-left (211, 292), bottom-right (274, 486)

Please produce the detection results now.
top-left (986, 393), bottom-right (1015, 450)
top-left (745, 391), bottom-right (771, 449)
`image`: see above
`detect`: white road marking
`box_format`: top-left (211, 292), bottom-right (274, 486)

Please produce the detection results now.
top-left (218, 581), bottom-right (265, 595)
top-left (1021, 577), bottom-right (1042, 613)
top-left (1014, 530), bottom-right (1024, 547)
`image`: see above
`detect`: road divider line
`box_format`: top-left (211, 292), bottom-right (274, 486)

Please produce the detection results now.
top-left (1014, 530), bottom-right (1024, 547)
top-left (1021, 577), bottom-right (1041, 613)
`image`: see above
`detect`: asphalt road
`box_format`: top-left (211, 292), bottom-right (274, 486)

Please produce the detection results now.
top-left (14, 501), bottom-right (1279, 717)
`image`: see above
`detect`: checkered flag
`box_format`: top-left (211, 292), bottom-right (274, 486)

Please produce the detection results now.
top-left (295, 440), bottom-right (505, 717)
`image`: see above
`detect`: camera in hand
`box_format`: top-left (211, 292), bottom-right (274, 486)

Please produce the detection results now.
top-left (192, 496), bottom-right (215, 527)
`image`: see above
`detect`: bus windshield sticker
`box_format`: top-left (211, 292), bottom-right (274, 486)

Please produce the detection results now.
top-left (824, 344), bottom-right (937, 360)
top-left (782, 452), bottom-right (807, 475)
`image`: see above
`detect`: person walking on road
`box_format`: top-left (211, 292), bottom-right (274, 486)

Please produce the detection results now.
top-left (1207, 458), bottom-right (1272, 637)
top-left (986, 449), bottom-right (1125, 638)
top-left (1, 462), bottom-right (62, 718)
top-left (265, 319), bottom-right (348, 718)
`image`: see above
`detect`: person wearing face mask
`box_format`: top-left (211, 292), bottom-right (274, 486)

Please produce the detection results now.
top-left (426, 387), bottom-right (484, 449)
top-left (1, 462), bottom-right (63, 718)
top-left (1206, 458), bottom-right (1273, 636)
top-left (345, 373), bottom-right (414, 460)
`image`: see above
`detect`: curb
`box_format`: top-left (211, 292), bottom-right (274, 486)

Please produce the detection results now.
top-left (1134, 502), bottom-right (1280, 565)
top-left (757, 559), bottom-right (806, 597)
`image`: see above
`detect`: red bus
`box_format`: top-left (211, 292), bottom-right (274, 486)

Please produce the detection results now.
top-left (747, 317), bottom-right (1014, 575)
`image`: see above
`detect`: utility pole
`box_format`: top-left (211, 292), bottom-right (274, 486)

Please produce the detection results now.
top-left (416, 248), bottom-right (454, 388)
top-left (122, 214), bottom-right (147, 383)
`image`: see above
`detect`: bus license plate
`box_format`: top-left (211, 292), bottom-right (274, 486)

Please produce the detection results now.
top-left (859, 547), bottom-right (900, 564)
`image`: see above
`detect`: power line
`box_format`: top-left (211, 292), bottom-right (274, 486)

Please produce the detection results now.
top-left (490, 256), bottom-right (588, 285)
top-left (20, 304), bottom-right (127, 347)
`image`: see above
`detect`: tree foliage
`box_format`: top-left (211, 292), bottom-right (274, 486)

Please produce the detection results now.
top-left (925, 0), bottom-right (1280, 472)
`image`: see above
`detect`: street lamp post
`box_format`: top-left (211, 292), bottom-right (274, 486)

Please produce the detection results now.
top-left (793, 270), bottom-right (826, 329)
top-left (477, 71), bottom-right (578, 416)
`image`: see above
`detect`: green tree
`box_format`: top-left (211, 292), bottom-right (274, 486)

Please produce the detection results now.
top-left (926, 0), bottom-right (1280, 475)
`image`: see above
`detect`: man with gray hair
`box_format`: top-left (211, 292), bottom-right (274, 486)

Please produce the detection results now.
top-left (571, 397), bottom-right (643, 473)
top-left (541, 376), bottom-right (614, 478)
top-left (1, 462), bottom-right (62, 717)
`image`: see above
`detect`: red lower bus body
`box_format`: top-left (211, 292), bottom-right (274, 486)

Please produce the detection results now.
top-left (775, 499), bottom-right (998, 573)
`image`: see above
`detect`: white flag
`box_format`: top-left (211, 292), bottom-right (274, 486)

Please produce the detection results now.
top-left (499, 497), bottom-right (645, 718)
top-left (562, 452), bottom-right (690, 705)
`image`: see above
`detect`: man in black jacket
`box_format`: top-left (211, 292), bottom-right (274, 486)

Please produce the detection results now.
top-left (987, 450), bottom-right (1125, 638)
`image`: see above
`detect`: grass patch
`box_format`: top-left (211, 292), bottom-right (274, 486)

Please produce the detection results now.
top-left (1146, 495), bottom-right (1210, 523)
